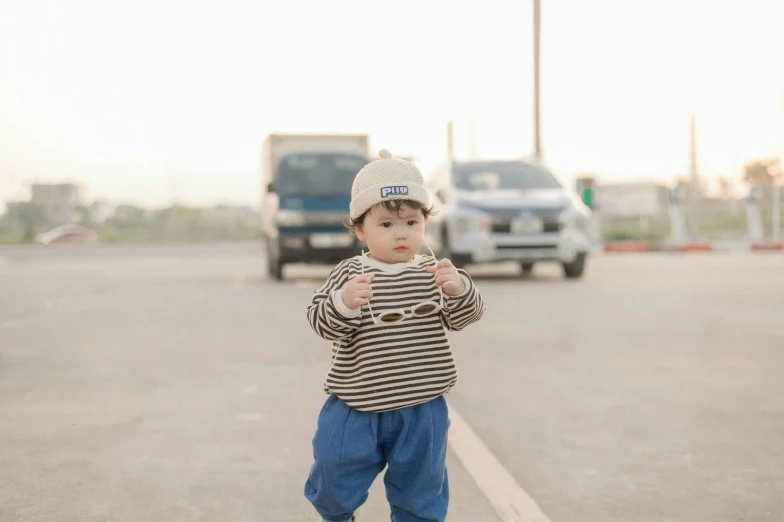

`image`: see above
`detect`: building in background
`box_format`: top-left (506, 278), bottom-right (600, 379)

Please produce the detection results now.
top-left (88, 200), bottom-right (114, 224)
top-left (30, 183), bottom-right (82, 225)
top-left (3, 202), bottom-right (28, 228)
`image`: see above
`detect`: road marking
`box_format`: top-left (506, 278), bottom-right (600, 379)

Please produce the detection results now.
top-left (447, 402), bottom-right (550, 522)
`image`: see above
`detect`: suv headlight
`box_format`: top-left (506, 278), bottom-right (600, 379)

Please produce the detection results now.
top-left (559, 207), bottom-right (589, 232)
top-left (452, 212), bottom-right (491, 237)
top-left (276, 210), bottom-right (306, 226)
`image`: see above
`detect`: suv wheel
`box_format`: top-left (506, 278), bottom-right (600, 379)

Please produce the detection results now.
top-left (562, 253), bottom-right (586, 279)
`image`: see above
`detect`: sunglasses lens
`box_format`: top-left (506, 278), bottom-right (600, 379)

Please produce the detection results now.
top-left (380, 313), bottom-right (404, 323)
top-left (414, 303), bottom-right (437, 315)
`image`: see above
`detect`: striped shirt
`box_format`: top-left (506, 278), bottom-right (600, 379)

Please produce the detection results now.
top-left (306, 253), bottom-right (486, 412)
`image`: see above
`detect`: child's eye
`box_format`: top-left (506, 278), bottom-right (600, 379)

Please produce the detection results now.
top-left (381, 222), bottom-right (392, 228)
top-left (407, 220), bottom-right (418, 226)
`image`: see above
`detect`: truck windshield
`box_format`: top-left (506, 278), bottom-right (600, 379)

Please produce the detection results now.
top-left (276, 154), bottom-right (367, 197)
top-left (453, 162), bottom-right (562, 191)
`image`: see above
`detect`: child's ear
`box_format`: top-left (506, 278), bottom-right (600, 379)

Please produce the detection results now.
top-left (355, 225), bottom-right (365, 241)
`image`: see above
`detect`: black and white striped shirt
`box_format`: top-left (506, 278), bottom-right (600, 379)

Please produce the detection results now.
top-left (306, 254), bottom-right (486, 412)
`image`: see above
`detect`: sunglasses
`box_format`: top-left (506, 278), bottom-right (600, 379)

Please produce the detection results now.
top-left (360, 240), bottom-right (444, 324)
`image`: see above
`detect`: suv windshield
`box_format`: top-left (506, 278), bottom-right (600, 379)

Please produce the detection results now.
top-left (453, 161), bottom-right (562, 191)
top-left (276, 153), bottom-right (367, 197)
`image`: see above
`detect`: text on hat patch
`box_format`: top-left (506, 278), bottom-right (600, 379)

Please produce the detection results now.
top-left (380, 186), bottom-right (409, 198)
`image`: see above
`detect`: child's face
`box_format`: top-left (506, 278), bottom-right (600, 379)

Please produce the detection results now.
top-left (356, 203), bottom-right (426, 264)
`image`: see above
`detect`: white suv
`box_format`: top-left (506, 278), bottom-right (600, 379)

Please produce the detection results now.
top-left (428, 158), bottom-right (592, 278)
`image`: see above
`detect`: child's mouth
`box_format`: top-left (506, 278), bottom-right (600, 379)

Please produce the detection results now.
top-left (394, 246), bottom-right (408, 252)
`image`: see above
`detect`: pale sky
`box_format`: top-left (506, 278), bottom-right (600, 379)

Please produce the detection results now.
top-left (1, 0), bottom-right (782, 207)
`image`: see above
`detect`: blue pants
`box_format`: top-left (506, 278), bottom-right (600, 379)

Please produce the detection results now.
top-left (304, 394), bottom-right (451, 522)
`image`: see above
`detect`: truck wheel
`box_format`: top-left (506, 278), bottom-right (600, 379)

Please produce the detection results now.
top-left (266, 248), bottom-right (284, 281)
top-left (520, 262), bottom-right (534, 273)
top-left (562, 253), bottom-right (586, 279)
top-left (268, 259), bottom-right (284, 281)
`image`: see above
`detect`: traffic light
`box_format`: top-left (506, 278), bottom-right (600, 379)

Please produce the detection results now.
top-left (581, 187), bottom-right (595, 207)
top-left (575, 176), bottom-right (597, 209)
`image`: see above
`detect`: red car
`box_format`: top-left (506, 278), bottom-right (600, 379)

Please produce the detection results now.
top-left (34, 224), bottom-right (99, 245)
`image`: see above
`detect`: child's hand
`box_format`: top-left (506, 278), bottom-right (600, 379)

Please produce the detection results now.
top-left (425, 259), bottom-right (465, 296)
top-left (341, 274), bottom-right (375, 310)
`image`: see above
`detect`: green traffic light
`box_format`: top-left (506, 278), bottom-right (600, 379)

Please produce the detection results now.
top-left (581, 188), bottom-right (594, 207)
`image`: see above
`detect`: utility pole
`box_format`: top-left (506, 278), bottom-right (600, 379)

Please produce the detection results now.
top-left (774, 79), bottom-right (784, 242)
top-left (446, 120), bottom-right (455, 161)
top-left (533, 0), bottom-right (542, 159)
top-left (469, 95), bottom-right (478, 159)
top-left (688, 112), bottom-right (699, 240)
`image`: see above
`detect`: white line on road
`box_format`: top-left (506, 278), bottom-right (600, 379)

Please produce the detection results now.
top-left (447, 402), bottom-right (550, 522)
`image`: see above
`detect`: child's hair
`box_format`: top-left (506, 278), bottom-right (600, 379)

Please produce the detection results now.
top-left (344, 199), bottom-right (435, 236)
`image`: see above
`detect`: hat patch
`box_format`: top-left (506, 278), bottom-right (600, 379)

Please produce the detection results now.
top-left (380, 185), bottom-right (409, 198)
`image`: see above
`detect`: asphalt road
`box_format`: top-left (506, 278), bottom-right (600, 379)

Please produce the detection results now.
top-left (1, 242), bottom-right (782, 522)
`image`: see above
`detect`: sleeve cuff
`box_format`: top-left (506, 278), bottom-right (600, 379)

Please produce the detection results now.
top-left (444, 271), bottom-right (473, 305)
top-left (457, 274), bottom-right (471, 296)
top-left (332, 290), bottom-right (362, 318)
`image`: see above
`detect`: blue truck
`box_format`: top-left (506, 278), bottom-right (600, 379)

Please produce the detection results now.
top-left (260, 133), bottom-right (370, 280)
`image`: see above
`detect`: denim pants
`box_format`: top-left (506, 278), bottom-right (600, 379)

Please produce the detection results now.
top-left (304, 394), bottom-right (450, 522)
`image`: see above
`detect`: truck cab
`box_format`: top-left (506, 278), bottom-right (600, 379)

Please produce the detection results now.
top-left (429, 157), bottom-right (592, 278)
top-left (261, 135), bottom-right (369, 280)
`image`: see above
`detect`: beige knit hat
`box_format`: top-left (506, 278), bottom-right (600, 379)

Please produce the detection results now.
top-left (350, 149), bottom-right (431, 220)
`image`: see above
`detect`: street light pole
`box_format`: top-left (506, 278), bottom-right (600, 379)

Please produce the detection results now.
top-left (775, 79), bottom-right (784, 242)
top-left (533, 0), bottom-right (542, 159)
top-left (446, 120), bottom-right (455, 161)
top-left (774, 175), bottom-right (781, 242)
top-left (688, 112), bottom-right (700, 240)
